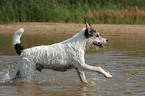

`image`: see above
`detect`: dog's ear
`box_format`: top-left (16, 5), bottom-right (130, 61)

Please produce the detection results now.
top-left (86, 22), bottom-right (91, 34)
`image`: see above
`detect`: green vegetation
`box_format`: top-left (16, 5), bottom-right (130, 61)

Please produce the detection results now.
top-left (0, 0), bottom-right (145, 24)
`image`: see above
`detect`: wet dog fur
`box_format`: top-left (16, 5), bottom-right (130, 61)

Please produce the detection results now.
top-left (11, 23), bottom-right (112, 83)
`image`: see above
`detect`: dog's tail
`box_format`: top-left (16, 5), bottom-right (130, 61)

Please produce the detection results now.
top-left (13, 28), bottom-right (24, 55)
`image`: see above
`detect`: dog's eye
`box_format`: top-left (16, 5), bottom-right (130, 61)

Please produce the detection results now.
top-left (96, 34), bottom-right (99, 37)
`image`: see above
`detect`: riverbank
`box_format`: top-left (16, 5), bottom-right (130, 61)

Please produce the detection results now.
top-left (0, 22), bottom-right (145, 39)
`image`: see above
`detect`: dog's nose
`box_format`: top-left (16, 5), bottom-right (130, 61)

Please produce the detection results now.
top-left (106, 39), bottom-right (108, 42)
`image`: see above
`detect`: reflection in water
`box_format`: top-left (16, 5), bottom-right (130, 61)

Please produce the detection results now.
top-left (0, 34), bottom-right (145, 95)
top-left (16, 83), bottom-right (88, 96)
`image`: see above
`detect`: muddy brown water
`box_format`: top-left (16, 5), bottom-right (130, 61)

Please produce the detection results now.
top-left (0, 33), bottom-right (145, 96)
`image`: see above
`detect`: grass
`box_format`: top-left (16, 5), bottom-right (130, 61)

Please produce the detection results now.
top-left (0, 0), bottom-right (145, 24)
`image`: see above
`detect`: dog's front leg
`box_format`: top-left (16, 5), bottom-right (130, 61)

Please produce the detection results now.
top-left (79, 64), bottom-right (112, 78)
top-left (76, 69), bottom-right (88, 84)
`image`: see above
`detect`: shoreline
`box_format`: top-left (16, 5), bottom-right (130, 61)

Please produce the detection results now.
top-left (0, 22), bottom-right (145, 39)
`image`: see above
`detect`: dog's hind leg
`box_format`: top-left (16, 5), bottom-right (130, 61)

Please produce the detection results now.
top-left (11, 70), bottom-right (21, 80)
top-left (76, 69), bottom-right (88, 84)
top-left (15, 59), bottom-right (36, 82)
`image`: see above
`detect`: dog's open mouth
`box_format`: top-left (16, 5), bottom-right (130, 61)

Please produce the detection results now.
top-left (93, 42), bottom-right (104, 48)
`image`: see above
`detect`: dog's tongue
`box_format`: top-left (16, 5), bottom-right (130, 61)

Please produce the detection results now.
top-left (99, 44), bottom-right (104, 48)
top-left (97, 42), bottom-right (104, 48)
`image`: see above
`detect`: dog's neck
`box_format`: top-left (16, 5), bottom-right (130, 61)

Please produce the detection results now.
top-left (62, 28), bottom-right (88, 51)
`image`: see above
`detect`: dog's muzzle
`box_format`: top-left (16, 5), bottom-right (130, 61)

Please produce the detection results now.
top-left (93, 42), bottom-right (104, 48)
top-left (93, 40), bottom-right (108, 48)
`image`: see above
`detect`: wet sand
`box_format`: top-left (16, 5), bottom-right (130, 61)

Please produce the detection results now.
top-left (0, 22), bottom-right (145, 39)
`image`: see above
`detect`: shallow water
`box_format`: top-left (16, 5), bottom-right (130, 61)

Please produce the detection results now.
top-left (0, 33), bottom-right (145, 96)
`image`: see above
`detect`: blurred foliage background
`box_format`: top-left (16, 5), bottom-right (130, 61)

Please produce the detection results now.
top-left (0, 0), bottom-right (144, 24)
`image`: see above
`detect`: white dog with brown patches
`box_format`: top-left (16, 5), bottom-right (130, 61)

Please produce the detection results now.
top-left (12, 23), bottom-right (112, 83)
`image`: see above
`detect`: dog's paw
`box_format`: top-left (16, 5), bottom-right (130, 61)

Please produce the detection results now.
top-left (105, 73), bottom-right (112, 78)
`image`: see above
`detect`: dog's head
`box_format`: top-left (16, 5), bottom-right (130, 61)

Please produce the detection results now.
top-left (84, 22), bottom-right (108, 49)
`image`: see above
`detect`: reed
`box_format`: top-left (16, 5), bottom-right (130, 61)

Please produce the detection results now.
top-left (0, 0), bottom-right (144, 24)
top-left (85, 6), bottom-right (145, 24)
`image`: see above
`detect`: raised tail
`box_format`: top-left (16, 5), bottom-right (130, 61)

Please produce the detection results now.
top-left (13, 28), bottom-right (24, 55)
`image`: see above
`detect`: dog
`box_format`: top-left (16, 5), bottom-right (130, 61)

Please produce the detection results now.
top-left (12, 23), bottom-right (112, 83)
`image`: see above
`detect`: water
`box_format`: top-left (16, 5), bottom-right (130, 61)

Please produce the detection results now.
top-left (0, 33), bottom-right (145, 96)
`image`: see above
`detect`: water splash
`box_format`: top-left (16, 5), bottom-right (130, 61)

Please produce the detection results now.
top-left (3, 70), bottom-right (11, 81)
top-left (0, 66), bottom-right (11, 83)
